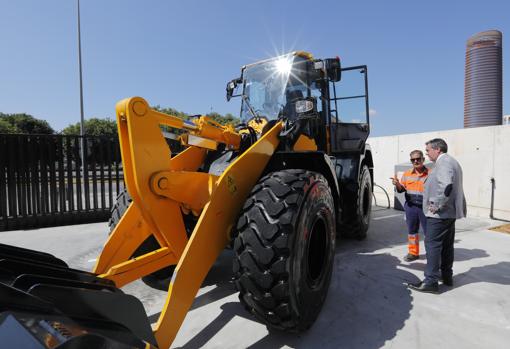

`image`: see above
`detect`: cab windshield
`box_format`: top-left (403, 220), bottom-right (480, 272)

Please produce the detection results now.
top-left (240, 53), bottom-right (308, 123)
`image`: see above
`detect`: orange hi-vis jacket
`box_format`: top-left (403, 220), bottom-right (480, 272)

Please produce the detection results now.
top-left (399, 166), bottom-right (429, 207)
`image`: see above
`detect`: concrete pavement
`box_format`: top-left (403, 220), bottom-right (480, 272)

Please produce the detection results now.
top-left (1, 207), bottom-right (509, 348)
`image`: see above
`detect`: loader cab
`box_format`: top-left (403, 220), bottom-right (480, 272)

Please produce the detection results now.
top-left (226, 52), bottom-right (370, 153)
top-left (233, 52), bottom-right (315, 124)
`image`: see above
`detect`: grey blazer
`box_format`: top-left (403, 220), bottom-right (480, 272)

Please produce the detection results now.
top-left (423, 153), bottom-right (467, 219)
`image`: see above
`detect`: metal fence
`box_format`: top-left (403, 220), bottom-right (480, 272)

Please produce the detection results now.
top-left (0, 134), bottom-right (124, 231)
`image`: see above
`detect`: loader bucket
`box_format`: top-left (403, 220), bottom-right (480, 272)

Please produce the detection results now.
top-left (0, 243), bottom-right (157, 348)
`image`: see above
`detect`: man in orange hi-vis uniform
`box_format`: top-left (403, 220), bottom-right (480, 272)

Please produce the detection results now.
top-left (391, 150), bottom-right (429, 262)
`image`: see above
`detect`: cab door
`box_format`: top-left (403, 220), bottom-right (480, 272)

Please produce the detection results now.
top-left (329, 65), bottom-right (370, 153)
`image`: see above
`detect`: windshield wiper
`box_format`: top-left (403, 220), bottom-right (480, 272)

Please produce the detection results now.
top-left (242, 95), bottom-right (259, 120)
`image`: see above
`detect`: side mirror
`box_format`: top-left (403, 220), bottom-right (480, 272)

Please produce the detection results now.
top-left (226, 78), bottom-right (241, 101)
top-left (325, 57), bottom-right (341, 82)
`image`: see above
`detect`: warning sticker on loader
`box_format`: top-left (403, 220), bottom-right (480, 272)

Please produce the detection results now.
top-left (227, 175), bottom-right (237, 195)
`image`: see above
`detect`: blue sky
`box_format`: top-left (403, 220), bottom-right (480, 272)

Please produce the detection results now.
top-left (0, 0), bottom-right (508, 136)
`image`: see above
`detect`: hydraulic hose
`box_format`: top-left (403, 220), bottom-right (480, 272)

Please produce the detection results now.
top-left (373, 182), bottom-right (390, 209)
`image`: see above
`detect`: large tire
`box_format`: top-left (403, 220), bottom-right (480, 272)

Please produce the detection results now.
top-left (109, 189), bottom-right (175, 290)
top-left (233, 169), bottom-right (336, 332)
top-left (343, 165), bottom-right (372, 240)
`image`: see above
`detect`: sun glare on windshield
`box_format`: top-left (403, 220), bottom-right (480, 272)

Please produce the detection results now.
top-left (240, 53), bottom-right (306, 123)
top-left (275, 57), bottom-right (292, 75)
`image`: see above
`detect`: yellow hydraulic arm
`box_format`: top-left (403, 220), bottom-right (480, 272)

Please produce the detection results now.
top-left (92, 97), bottom-right (282, 348)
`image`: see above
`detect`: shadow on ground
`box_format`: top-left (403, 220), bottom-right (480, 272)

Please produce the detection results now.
top-left (174, 209), bottom-right (423, 349)
top-left (142, 210), bottom-right (505, 348)
top-left (147, 249), bottom-right (238, 324)
top-left (403, 247), bottom-right (491, 274)
top-left (174, 251), bottom-right (417, 349)
top-left (452, 261), bottom-right (510, 288)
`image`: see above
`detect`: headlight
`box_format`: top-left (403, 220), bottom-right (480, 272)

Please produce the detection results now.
top-left (295, 100), bottom-right (314, 114)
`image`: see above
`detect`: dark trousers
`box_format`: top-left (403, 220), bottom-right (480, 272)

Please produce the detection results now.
top-left (404, 202), bottom-right (427, 235)
top-left (424, 217), bottom-right (456, 284)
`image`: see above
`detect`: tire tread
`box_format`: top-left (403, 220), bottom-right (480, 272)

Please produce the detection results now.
top-left (233, 169), bottom-right (322, 331)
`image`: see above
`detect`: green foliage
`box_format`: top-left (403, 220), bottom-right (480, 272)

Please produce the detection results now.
top-left (153, 105), bottom-right (192, 121)
top-left (0, 113), bottom-right (54, 134)
top-left (0, 106), bottom-right (238, 137)
top-left (0, 118), bottom-right (20, 133)
top-left (61, 118), bottom-right (119, 165)
top-left (205, 112), bottom-right (239, 126)
top-left (153, 105), bottom-right (239, 126)
top-left (62, 118), bottom-right (118, 138)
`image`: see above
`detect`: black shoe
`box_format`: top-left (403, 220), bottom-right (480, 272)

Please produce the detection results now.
top-left (407, 281), bottom-right (439, 294)
top-left (403, 254), bottom-right (419, 262)
top-left (441, 276), bottom-right (453, 286)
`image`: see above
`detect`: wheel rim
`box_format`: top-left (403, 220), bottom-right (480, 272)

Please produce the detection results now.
top-left (306, 215), bottom-right (328, 288)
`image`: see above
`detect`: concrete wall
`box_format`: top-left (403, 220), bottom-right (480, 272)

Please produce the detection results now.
top-left (368, 124), bottom-right (510, 220)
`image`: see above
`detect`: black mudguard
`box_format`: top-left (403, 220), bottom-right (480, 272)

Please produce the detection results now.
top-left (264, 151), bottom-right (341, 216)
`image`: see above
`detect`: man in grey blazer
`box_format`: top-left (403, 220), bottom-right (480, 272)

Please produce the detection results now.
top-left (408, 138), bottom-right (467, 293)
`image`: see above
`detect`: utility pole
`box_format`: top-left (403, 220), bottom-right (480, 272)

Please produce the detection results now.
top-left (77, 0), bottom-right (86, 173)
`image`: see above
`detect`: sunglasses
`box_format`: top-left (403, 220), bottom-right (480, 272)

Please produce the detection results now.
top-left (410, 158), bottom-right (423, 163)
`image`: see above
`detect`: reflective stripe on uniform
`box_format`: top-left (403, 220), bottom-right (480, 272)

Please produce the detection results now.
top-left (408, 234), bottom-right (419, 256)
top-left (401, 167), bottom-right (429, 195)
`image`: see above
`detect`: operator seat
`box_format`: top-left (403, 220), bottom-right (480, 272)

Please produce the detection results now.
top-left (286, 89), bottom-right (303, 102)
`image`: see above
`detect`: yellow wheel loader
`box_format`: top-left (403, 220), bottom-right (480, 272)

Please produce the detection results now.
top-left (0, 51), bottom-right (373, 348)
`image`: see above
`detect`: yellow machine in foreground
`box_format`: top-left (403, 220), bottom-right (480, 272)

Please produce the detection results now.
top-left (0, 52), bottom-right (374, 348)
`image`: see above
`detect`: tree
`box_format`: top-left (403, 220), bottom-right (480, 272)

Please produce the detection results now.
top-left (153, 106), bottom-right (239, 126)
top-left (61, 118), bottom-right (119, 166)
top-left (0, 113), bottom-right (54, 134)
top-left (206, 112), bottom-right (239, 126)
top-left (153, 105), bottom-right (191, 121)
top-left (151, 106), bottom-right (239, 154)
top-left (0, 118), bottom-right (20, 133)
top-left (62, 118), bottom-right (117, 138)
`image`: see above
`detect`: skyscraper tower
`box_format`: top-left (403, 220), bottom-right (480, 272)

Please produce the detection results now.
top-left (464, 30), bottom-right (503, 128)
